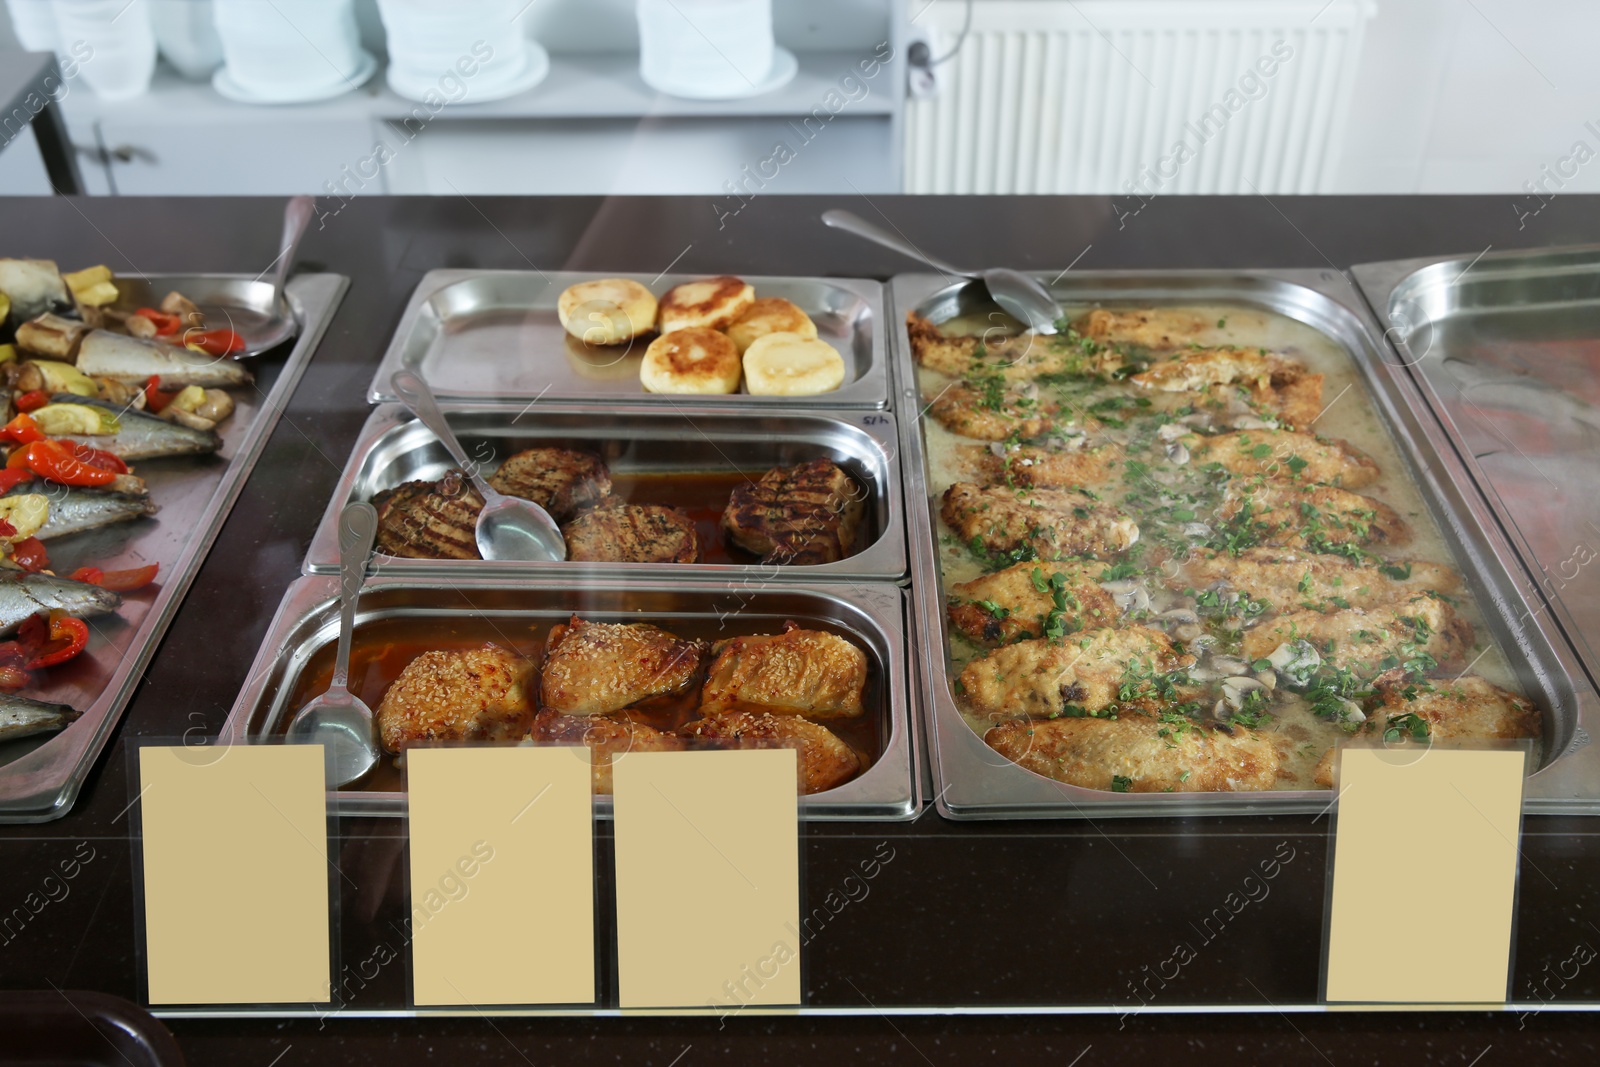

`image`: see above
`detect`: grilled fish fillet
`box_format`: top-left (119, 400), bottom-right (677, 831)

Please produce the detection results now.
top-left (985, 713), bottom-right (1280, 792)
top-left (540, 616), bottom-right (706, 715)
top-left (1221, 479), bottom-right (1411, 550)
top-left (907, 313), bottom-right (1130, 381)
top-left (0, 571), bottom-right (121, 636)
top-left (1312, 671), bottom-right (1541, 786)
top-left (957, 625), bottom-right (1194, 721)
top-left (957, 443), bottom-right (1121, 489)
top-left (372, 471), bottom-right (482, 560)
top-left (947, 560), bottom-right (1119, 646)
top-left (1240, 595), bottom-right (1472, 677)
top-left (487, 448), bottom-right (611, 523)
top-left (1131, 346), bottom-right (1303, 392)
top-left (941, 483), bottom-right (1139, 561)
top-left (925, 380), bottom-right (1061, 441)
top-left (679, 711), bottom-right (864, 794)
top-left (1175, 547), bottom-right (1460, 614)
top-left (376, 643), bottom-right (533, 753)
top-left (722, 458), bottom-right (866, 565)
top-left (1073, 308), bottom-right (1207, 350)
top-left (699, 625), bottom-right (867, 720)
top-left (530, 709), bottom-right (686, 794)
top-left (562, 501), bottom-right (699, 564)
top-left (1191, 429), bottom-right (1380, 488)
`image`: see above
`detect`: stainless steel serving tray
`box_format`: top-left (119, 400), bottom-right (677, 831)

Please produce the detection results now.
top-left (890, 268), bottom-right (1600, 819)
top-left (0, 272), bottom-right (349, 822)
top-left (219, 576), bottom-right (920, 821)
top-left (303, 402), bottom-right (906, 582)
top-left (1354, 244), bottom-right (1600, 720)
top-left (366, 270), bottom-right (888, 409)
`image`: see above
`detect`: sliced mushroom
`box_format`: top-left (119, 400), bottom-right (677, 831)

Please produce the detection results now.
top-left (1157, 422), bottom-right (1187, 443)
top-left (1099, 579), bottom-right (1151, 614)
top-left (1154, 607), bottom-right (1203, 643)
top-left (1266, 639), bottom-right (1321, 689)
top-left (1221, 676), bottom-right (1267, 711)
top-left (1183, 522), bottom-right (1212, 539)
top-left (1165, 441), bottom-right (1190, 465)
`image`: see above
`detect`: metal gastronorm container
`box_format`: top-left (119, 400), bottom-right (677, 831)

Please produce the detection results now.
top-left (366, 270), bottom-right (889, 409)
top-left (1354, 243), bottom-right (1600, 740)
top-left (303, 402), bottom-right (906, 582)
top-left (890, 267), bottom-right (1600, 819)
top-left (0, 272), bottom-right (349, 822)
top-left (219, 576), bottom-right (921, 821)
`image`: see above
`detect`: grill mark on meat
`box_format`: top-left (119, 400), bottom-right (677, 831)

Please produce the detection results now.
top-left (722, 457), bottom-right (867, 565)
top-left (372, 470), bottom-right (482, 560)
top-left (562, 500), bottom-right (700, 563)
top-left (487, 447), bottom-right (611, 523)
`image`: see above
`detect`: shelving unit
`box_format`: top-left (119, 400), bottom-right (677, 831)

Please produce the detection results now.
top-left (54, 41), bottom-right (906, 196)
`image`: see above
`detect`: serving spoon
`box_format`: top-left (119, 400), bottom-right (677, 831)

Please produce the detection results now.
top-left (388, 369), bottom-right (567, 562)
top-left (286, 501), bottom-right (381, 787)
top-left (821, 208), bottom-right (1064, 334)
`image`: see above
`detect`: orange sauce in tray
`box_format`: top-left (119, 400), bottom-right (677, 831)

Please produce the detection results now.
top-left (283, 614), bottom-right (883, 794)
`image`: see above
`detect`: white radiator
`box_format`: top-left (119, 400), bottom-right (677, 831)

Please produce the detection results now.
top-left (903, 0), bottom-right (1374, 194)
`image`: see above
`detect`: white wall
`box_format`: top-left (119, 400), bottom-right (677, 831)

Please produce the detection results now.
top-left (1336, 0), bottom-right (1600, 192)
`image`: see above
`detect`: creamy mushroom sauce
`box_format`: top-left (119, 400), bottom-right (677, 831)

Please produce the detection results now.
top-left (918, 303), bottom-right (1533, 789)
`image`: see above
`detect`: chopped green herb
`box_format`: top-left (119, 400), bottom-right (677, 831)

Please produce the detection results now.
top-left (1111, 774), bottom-right (1133, 793)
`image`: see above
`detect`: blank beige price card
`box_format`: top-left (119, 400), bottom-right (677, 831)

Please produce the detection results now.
top-left (138, 745), bottom-right (330, 1005)
top-left (407, 746), bottom-right (595, 1006)
top-left (613, 748), bottom-right (801, 1010)
top-left (1325, 745), bottom-right (1527, 1004)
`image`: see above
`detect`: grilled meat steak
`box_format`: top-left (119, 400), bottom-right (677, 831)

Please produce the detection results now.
top-left (562, 499), bottom-right (700, 563)
top-left (722, 457), bottom-right (866, 565)
top-left (372, 470), bottom-right (482, 560)
top-left (487, 447), bottom-right (611, 523)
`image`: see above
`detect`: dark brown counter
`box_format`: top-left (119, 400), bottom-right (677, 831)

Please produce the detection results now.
top-left (2, 194), bottom-right (1600, 1063)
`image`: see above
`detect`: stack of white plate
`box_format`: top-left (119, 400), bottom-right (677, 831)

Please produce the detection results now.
top-left (637, 0), bottom-right (795, 100)
top-left (53, 0), bottom-right (157, 100)
top-left (212, 0), bottom-right (376, 105)
top-left (376, 0), bottom-right (548, 104)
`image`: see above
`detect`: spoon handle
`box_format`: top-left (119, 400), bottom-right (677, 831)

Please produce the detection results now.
top-left (389, 369), bottom-right (498, 500)
top-left (332, 502), bottom-right (378, 693)
top-left (272, 195), bottom-right (314, 307)
top-left (821, 208), bottom-right (971, 278)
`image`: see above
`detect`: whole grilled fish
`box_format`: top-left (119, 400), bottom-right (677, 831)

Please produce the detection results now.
top-left (6, 484), bottom-right (158, 539)
top-left (50, 394), bottom-right (221, 459)
top-left (0, 572), bottom-right (121, 636)
top-left (74, 330), bottom-right (253, 389)
top-left (0, 693), bottom-right (79, 744)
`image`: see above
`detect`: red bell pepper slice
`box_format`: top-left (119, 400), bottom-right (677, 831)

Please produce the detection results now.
top-left (0, 664), bottom-right (29, 690)
top-left (183, 328), bottom-right (245, 357)
top-left (0, 469), bottom-right (34, 494)
top-left (143, 375), bottom-right (176, 413)
top-left (20, 612), bottom-right (88, 670)
top-left (0, 413), bottom-right (45, 446)
top-left (13, 440), bottom-right (120, 487)
top-left (10, 537), bottom-right (47, 572)
top-left (134, 308), bottom-right (182, 336)
top-left (67, 566), bottom-right (103, 586)
top-left (14, 391), bottom-right (49, 413)
top-left (99, 563), bottom-right (159, 591)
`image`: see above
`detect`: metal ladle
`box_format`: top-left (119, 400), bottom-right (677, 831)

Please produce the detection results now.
top-left (286, 501), bottom-right (381, 787)
top-left (388, 369), bottom-right (567, 562)
top-left (821, 208), bottom-right (1064, 334)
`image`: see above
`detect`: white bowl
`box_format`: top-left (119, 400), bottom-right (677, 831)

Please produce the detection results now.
top-left (213, 0), bottom-right (367, 102)
top-left (637, 0), bottom-right (776, 100)
top-left (54, 0), bottom-right (157, 100)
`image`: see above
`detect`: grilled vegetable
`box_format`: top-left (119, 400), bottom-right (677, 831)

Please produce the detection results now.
top-left (74, 330), bottom-right (252, 388)
top-left (0, 692), bottom-right (79, 743)
top-left (47, 394), bottom-right (220, 459)
top-left (15, 314), bottom-right (88, 361)
top-left (16, 360), bottom-right (96, 397)
top-left (0, 493), bottom-right (50, 543)
top-left (30, 403), bottom-right (119, 437)
top-left (0, 572), bottom-right (120, 636)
